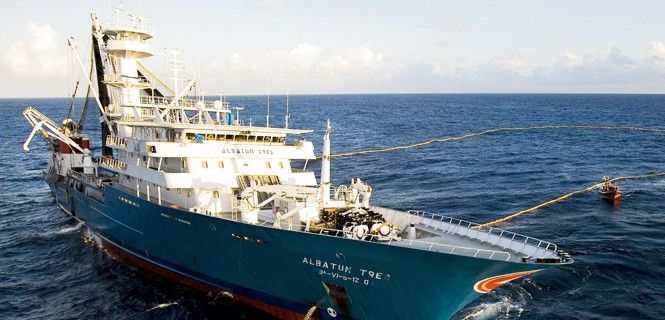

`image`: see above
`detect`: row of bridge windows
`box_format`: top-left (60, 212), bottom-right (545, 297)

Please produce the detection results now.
top-left (200, 160), bottom-right (284, 169)
top-left (185, 132), bottom-right (286, 143)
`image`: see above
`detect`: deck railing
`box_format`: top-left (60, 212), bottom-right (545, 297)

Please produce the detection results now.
top-left (99, 157), bottom-right (127, 171)
top-left (406, 210), bottom-right (558, 257)
top-left (137, 95), bottom-right (229, 110)
top-left (314, 226), bottom-right (512, 261)
top-left (69, 170), bottom-right (99, 186)
top-left (105, 136), bottom-right (127, 148)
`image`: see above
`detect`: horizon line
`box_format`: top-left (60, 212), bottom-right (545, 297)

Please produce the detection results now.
top-left (3, 91), bottom-right (665, 99)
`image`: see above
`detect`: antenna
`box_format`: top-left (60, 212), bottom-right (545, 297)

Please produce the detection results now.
top-left (285, 72), bottom-right (290, 129)
top-left (234, 106), bottom-right (244, 125)
top-left (266, 76), bottom-right (270, 127)
top-left (111, 2), bottom-right (123, 26)
top-left (167, 49), bottom-right (183, 106)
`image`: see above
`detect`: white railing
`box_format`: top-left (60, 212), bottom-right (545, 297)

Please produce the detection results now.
top-left (314, 226), bottom-right (512, 261)
top-left (139, 95), bottom-right (169, 106)
top-left (230, 197), bottom-right (241, 221)
top-left (69, 170), bottom-right (98, 186)
top-left (105, 104), bottom-right (121, 116)
top-left (140, 108), bottom-right (155, 118)
top-left (99, 157), bottom-right (127, 171)
top-left (105, 136), bottom-right (127, 148)
top-left (137, 95), bottom-right (229, 110)
top-left (406, 210), bottom-right (558, 257)
top-left (109, 9), bottom-right (153, 35)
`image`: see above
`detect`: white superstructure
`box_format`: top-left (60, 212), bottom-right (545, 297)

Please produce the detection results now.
top-left (85, 8), bottom-right (325, 221)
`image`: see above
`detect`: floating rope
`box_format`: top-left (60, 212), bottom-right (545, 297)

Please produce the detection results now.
top-left (323, 125), bottom-right (665, 160)
top-left (474, 172), bottom-right (665, 229)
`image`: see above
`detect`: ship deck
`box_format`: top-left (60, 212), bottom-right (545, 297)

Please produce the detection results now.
top-left (103, 181), bottom-right (562, 264)
top-left (250, 207), bottom-right (561, 264)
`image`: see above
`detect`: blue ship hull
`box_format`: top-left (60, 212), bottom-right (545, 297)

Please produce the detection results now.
top-left (49, 176), bottom-right (547, 319)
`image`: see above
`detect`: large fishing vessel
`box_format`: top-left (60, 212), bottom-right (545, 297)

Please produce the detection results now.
top-left (23, 6), bottom-right (572, 319)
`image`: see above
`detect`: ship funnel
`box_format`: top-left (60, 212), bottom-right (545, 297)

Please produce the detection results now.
top-left (320, 120), bottom-right (332, 205)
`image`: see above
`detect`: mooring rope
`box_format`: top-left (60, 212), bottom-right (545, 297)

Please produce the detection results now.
top-left (473, 172), bottom-right (665, 229)
top-left (322, 125), bottom-right (665, 160)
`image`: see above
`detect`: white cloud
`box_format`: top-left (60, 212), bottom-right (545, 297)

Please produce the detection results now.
top-left (481, 55), bottom-right (531, 77)
top-left (229, 52), bottom-right (243, 68)
top-left (646, 41), bottom-right (665, 63)
top-left (323, 46), bottom-right (386, 75)
top-left (642, 41), bottom-right (665, 72)
top-left (289, 43), bottom-right (323, 69)
top-left (378, 42), bottom-right (665, 93)
top-left (160, 41), bottom-right (665, 95)
top-left (2, 22), bottom-right (66, 78)
top-left (197, 42), bottom-right (403, 93)
top-left (429, 62), bottom-right (449, 76)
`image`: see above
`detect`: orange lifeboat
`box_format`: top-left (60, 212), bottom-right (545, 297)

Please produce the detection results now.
top-left (599, 177), bottom-right (621, 201)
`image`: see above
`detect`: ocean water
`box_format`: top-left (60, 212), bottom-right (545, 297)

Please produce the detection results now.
top-left (1, 94), bottom-right (664, 319)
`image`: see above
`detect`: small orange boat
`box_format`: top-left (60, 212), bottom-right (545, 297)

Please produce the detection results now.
top-left (599, 177), bottom-right (621, 201)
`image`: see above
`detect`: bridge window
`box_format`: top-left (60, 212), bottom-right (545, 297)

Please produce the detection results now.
top-left (213, 191), bottom-right (220, 198)
top-left (265, 162), bottom-right (271, 169)
top-left (218, 161), bottom-right (225, 169)
top-left (278, 162), bottom-right (284, 169)
top-left (202, 161), bottom-right (208, 169)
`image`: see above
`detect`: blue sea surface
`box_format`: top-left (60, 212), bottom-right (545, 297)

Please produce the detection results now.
top-left (1, 94), bottom-right (664, 319)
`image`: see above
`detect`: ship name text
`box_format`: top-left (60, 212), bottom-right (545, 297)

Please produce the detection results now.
top-left (221, 147), bottom-right (274, 155)
top-left (302, 256), bottom-right (391, 286)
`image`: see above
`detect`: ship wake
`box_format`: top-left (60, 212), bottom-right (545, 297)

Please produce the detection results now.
top-left (37, 222), bottom-right (84, 238)
top-left (458, 297), bottom-right (525, 320)
top-left (146, 302), bottom-right (179, 312)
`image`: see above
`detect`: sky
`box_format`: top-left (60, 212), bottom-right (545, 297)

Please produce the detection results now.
top-left (2, 0), bottom-right (665, 97)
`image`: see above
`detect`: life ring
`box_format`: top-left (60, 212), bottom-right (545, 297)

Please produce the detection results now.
top-left (353, 225), bottom-right (368, 239)
top-left (378, 223), bottom-right (392, 236)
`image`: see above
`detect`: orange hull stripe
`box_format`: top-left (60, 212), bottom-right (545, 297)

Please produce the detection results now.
top-left (473, 269), bottom-right (543, 293)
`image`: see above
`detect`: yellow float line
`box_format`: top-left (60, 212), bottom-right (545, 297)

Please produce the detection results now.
top-left (325, 125), bottom-right (665, 159)
top-left (473, 172), bottom-right (665, 229)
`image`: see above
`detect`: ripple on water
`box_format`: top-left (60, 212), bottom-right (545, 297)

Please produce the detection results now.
top-left (1, 95), bottom-right (664, 319)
